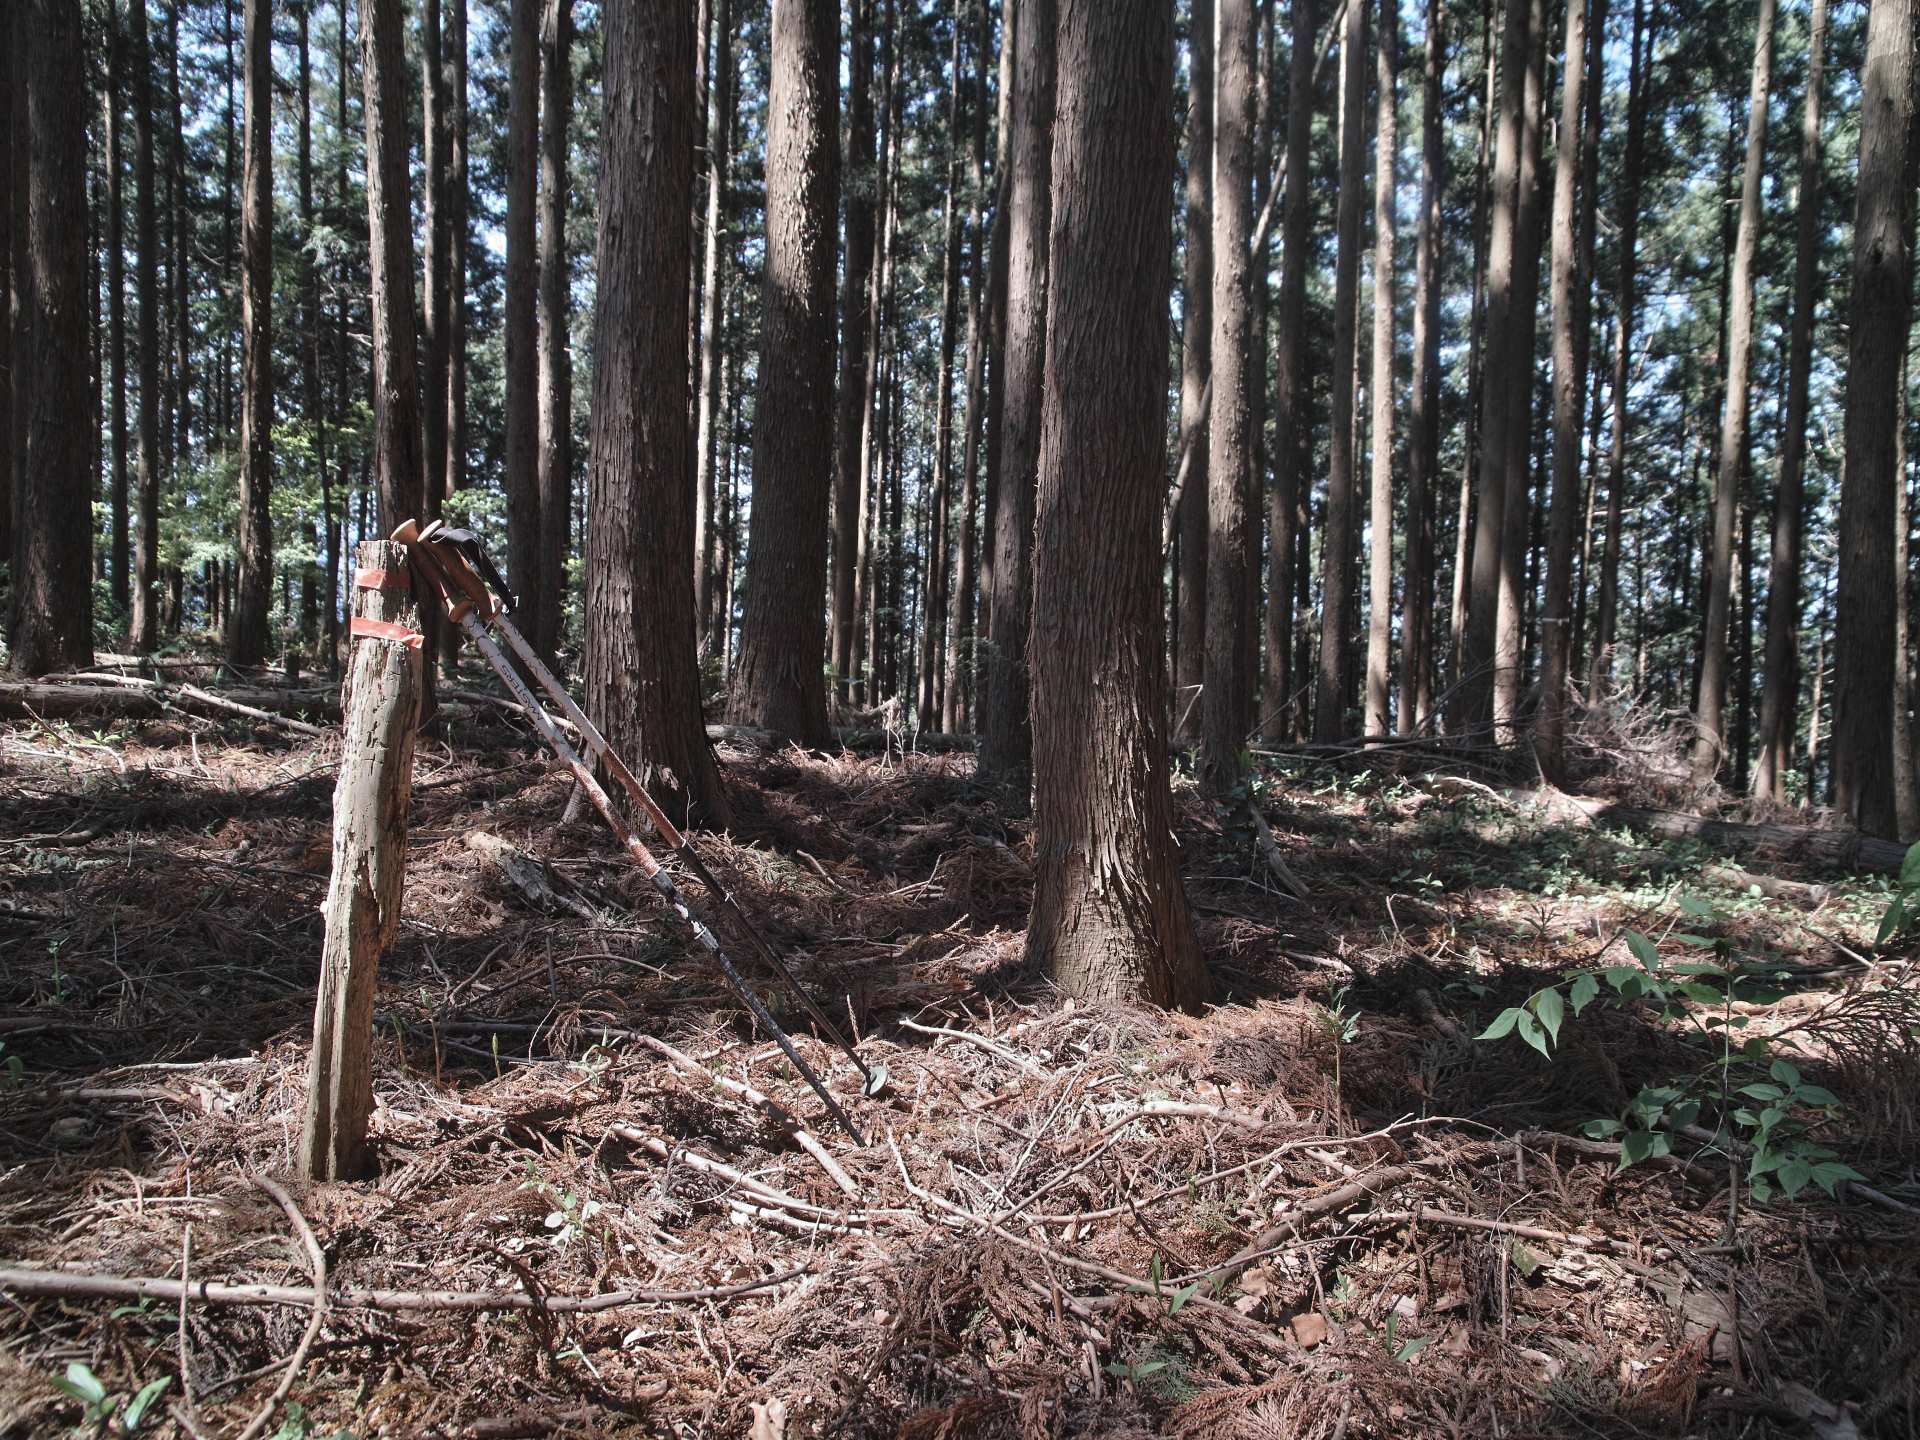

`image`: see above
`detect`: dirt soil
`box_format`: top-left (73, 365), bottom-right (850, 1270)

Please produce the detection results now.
top-left (1, 691), bottom-right (1917, 1438)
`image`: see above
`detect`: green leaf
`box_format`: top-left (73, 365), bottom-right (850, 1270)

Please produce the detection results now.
top-left (1669, 960), bottom-right (1730, 976)
top-left (1510, 1241), bottom-right (1540, 1277)
top-left (1770, 1060), bottom-right (1804, 1088)
top-left (1900, 841), bottom-right (1920, 888)
top-left (1624, 930), bottom-right (1661, 971)
top-left (1679, 894), bottom-right (1717, 918)
top-left (1778, 1158), bottom-right (1814, 1198)
top-left (1532, 988), bottom-right (1566, 1047)
top-left (124, 1376), bottom-right (171, 1430)
top-left (1738, 1083), bottom-right (1786, 1101)
top-left (1515, 1010), bottom-right (1550, 1059)
top-left (1680, 982), bottom-right (1725, 1004)
top-left (1619, 1130), bottom-right (1655, 1169)
top-left (1603, 965), bottom-right (1639, 992)
top-left (1673, 934), bottom-right (1719, 949)
top-left (1751, 1176), bottom-right (1775, 1203)
top-left (1569, 973), bottom-right (1600, 1016)
top-left (1167, 1280), bottom-right (1203, 1316)
top-left (1796, 1084), bottom-right (1839, 1107)
top-left (1394, 1335), bottom-right (1435, 1363)
top-left (1478, 1008), bottom-right (1524, 1041)
top-left (1810, 1161), bottom-right (1867, 1197)
top-left (54, 1362), bottom-right (106, 1407)
top-left (1582, 1117), bottom-right (1625, 1138)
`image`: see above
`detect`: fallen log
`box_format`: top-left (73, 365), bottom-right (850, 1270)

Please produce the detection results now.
top-left (0, 680), bottom-right (335, 726)
top-left (1576, 800), bottom-right (1909, 876)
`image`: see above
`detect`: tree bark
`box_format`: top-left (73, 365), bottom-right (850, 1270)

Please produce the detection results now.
top-left (1691, 0), bottom-right (1775, 783)
top-left (1536, 0), bottom-right (1600, 778)
top-left (1175, 0), bottom-right (1213, 738)
top-left (693, 0), bottom-right (735, 661)
top-left (504, 0), bottom-right (541, 651)
top-left (127, 0), bottom-right (164, 653)
top-left (227, 0), bottom-right (273, 666)
top-left (1264, 0), bottom-right (1315, 742)
top-left (583, 0), bottom-right (730, 830)
top-left (1752, 0), bottom-right (1826, 802)
top-left (1201, 0), bottom-right (1257, 790)
top-left (299, 540), bottom-right (421, 1182)
top-left (0, 8), bottom-right (11, 578)
top-left (360, 0), bottom-right (425, 536)
top-left (831, 0), bottom-right (876, 706)
top-left (1312, 0), bottom-right (1366, 743)
top-left (1831, 0), bottom-right (1915, 840)
top-left (442, 0), bottom-right (468, 677)
top-left (104, 8), bottom-right (129, 618)
top-left (8, 0), bottom-right (94, 676)
top-left (1588, 0), bottom-right (1648, 703)
top-left (1028, 0), bottom-right (1206, 1011)
top-left (978, 0), bottom-right (1052, 796)
top-left (945, 0), bottom-right (990, 734)
top-left (536, 0), bottom-right (572, 666)
top-left (1399, 0), bottom-right (1443, 735)
top-left (918, 6), bottom-right (964, 729)
top-left (1448, 0), bottom-right (1495, 706)
top-left (729, 0), bottom-right (839, 749)
top-left (421, 0), bottom-right (449, 555)
top-left (1363, 0), bottom-right (1397, 742)
top-left (298, 3), bottom-right (328, 665)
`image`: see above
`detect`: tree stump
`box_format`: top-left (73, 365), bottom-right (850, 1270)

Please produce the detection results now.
top-left (298, 541), bottom-right (423, 1182)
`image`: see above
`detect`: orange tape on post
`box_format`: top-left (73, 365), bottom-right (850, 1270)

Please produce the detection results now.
top-left (350, 617), bottom-right (425, 650)
top-left (354, 567), bottom-right (412, 593)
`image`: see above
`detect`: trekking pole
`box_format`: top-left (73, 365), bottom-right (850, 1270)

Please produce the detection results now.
top-left (392, 519), bottom-right (871, 1145)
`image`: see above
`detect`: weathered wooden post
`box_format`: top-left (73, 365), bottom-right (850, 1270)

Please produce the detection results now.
top-left (298, 540), bottom-right (423, 1182)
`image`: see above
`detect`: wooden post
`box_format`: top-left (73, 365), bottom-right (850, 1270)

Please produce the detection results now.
top-left (298, 540), bottom-right (422, 1182)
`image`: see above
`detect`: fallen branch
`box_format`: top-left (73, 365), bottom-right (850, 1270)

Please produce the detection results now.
top-left (1209, 1164), bottom-right (1420, 1289)
top-left (0, 1264), bottom-right (804, 1315)
top-left (897, 1017), bottom-right (1045, 1076)
top-left (1558, 797), bottom-right (1909, 876)
top-left (3, 677), bottom-right (327, 734)
top-left (1248, 806), bottom-right (1310, 900)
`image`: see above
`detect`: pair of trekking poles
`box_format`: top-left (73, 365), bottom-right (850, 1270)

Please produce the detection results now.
top-left (393, 519), bottom-right (884, 1145)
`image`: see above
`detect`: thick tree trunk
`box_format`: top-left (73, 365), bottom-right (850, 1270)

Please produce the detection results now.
top-left (299, 540), bottom-right (421, 1182)
top-left (1448, 0), bottom-right (1495, 705)
top-left (1588, 0), bottom-right (1648, 702)
top-left (298, 5), bottom-right (327, 663)
top-left (1028, 0), bottom-right (1206, 1012)
top-left (1313, 0), bottom-right (1367, 743)
top-left (853, 0), bottom-right (898, 705)
top-left (693, 0), bottom-right (734, 661)
top-left (128, 0), bottom-right (163, 653)
top-left (831, 0), bottom-right (875, 707)
top-left (1831, 0), bottom-right (1915, 840)
top-left (730, 0), bottom-right (839, 749)
top-left (1201, 0), bottom-right (1256, 791)
top-left (1752, 0), bottom-right (1826, 802)
top-left (9, 0), bottom-right (94, 676)
top-left (360, 0), bottom-right (425, 537)
top-left (1264, 0), bottom-right (1315, 742)
top-left (1175, 0), bottom-right (1213, 738)
top-left (536, 0), bottom-right (572, 665)
top-left (978, 0), bottom-right (1052, 796)
top-left (105, 11), bottom-right (129, 618)
top-left (1363, 0), bottom-right (1397, 742)
top-left (228, 0), bottom-right (273, 666)
top-left (1692, 0), bottom-right (1775, 783)
top-left (583, 0), bottom-right (730, 830)
top-left (503, 0), bottom-right (541, 651)
top-left (944, 0), bottom-right (990, 734)
top-left (918, 8), bottom-right (964, 730)
top-left (1537, 0), bottom-right (1599, 778)
top-left (421, 0), bottom-right (449, 553)
top-left (1399, 0), bottom-right (1443, 735)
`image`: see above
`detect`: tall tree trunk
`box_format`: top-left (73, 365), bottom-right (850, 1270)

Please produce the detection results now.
top-left (1537, 0), bottom-right (1601, 777)
top-left (1264, 0), bottom-right (1315, 742)
top-left (1588, 0), bottom-right (1648, 701)
top-left (979, 0), bottom-right (1052, 794)
top-left (694, 0), bottom-right (735, 660)
top-left (1691, 0), bottom-right (1775, 783)
top-left (1175, 0), bottom-right (1214, 737)
top-left (503, 0), bottom-right (540, 651)
top-left (1448, 0), bottom-right (1495, 703)
top-left (536, 0), bottom-right (572, 664)
top-left (299, 2), bottom-right (328, 662)
top-left (128, 0), bottom-right (163, 653)
top-left (584, 0), bottom-right (730, 828)
top-left (853, 0), bottom-right (898, 705)
top-left (1399, 0), bottom-right (1443, 734)
top-left (1029, 0), bottom-right (1206, 1011)
top-left (1833, 0), bottom-right (1917, 839)
top-left (831, 0), bottom-right (876, 705)
top-left (441, 0), bottom-right (467, 675)
top-left (1363, 0), bottom-right (1397, 741)
top-left (1201, 0), bottom-right (1257, 790)
top-left (360, 0), bottom-right (425, 535)
top-left (9, 0), bottom-right (94, 675)
top-left (945, 0), bottom-right (990, 734)
top-left (1460, 0), bottom-right (1531, 732)
top-left (105, 8), bottom-right (129, 618)
top-left (979, 0), bottom-right (1015, 656)
top-left (1492, 0), bottom-right (1544, 738)
top-left (228, 0), bottom-right (273, 665)
top-left (1753, 0), bottom-right (1826, 802)
top-left (919, 6), bottom-right (964, 728)
top-left (1313, 0), bottom-right (1366, 742)
top-left (730, 0), bottom-right (839, 748)
top-left (0, 4), bottom-right (11, 577)
top-left (422, 0), bottom-right (448, 549)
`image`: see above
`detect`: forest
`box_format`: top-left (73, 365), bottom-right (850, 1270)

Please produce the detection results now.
top-left (4, 0), bottom-right (1920, 1433)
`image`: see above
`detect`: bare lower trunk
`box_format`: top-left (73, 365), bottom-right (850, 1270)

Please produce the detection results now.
top-left (1028, 0), bottom-right (1205, 1011)
top-left (1175, 0), bottom-right (1213, 738)
top-left (1399, 0), bottom-right (1443, 735)
top-left (536, 0), bottom-right (573, 664)
top-left (694, 0), bottom-right (735, 662)
top-left (130, 0), bottom-right (165, 653)
top-left (1363, 0), bottom-right (1397, 742)
top-left (504, 0), bottom-right (540, 650)
top-left (229, 0), bottom-right (274, 666)
top-left (831, 0), bottom-right (875, 705)
top-left (945, 0), bottom-right (990, 734)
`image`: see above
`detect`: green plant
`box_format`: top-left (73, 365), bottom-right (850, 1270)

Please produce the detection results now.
top-left (50, 1362), bottom-right (170, 1435)
top-left (1318, 985), bottom-right (1362, 1092)
top-left (518, 1161), bottom-right (603, 1249)
top-left (1477, 896), bottom-right (1866, 1206)
top-left (1382, 1312), bottom-right (1432, 1364)
top-left (1876, 842), bottom-right (1920, 943)
top-left (0, 1041), bottom-right (24, 1091)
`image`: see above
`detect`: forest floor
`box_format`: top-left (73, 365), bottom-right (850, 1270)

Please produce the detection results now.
top-left (1, 669), bottom-right (1917, 1439)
